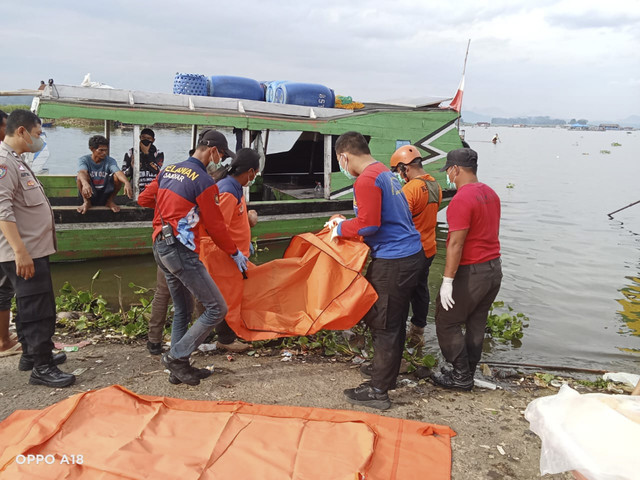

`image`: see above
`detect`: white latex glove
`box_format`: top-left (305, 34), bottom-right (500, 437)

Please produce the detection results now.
top-left (439, 277), bottom-right (455, 311)
top-left (324, 217), bottom-right (343, 230)
top-left (328, 218), bottom-right (344, 243)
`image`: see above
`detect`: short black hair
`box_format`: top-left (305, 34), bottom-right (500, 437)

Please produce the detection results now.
top-left (0, 110), bottom-right (7, 122)
top-left (212, 148), bottom-right (260, 181)
top-left (335, 131), bottom-right (371, 156)
top-left (5, 109), bottom-right (41, 136)
top-left (141, 128), bottom-right (155, 138)
top-left (88, 135), bottom-right (109, 150)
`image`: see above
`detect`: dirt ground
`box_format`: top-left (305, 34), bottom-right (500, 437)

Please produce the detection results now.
top-left (0, 337), bottom-right (583, 480)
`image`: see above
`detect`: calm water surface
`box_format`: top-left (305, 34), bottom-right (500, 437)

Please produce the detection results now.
top-left (47, 126), bottom-right (640, 371)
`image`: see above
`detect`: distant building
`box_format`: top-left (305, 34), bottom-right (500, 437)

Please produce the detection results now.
top-left (599, 123), bottom-right (619, 130)
top-left (476, 122), bottom-right (490, 127)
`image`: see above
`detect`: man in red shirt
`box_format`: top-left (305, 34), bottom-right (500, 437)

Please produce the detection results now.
top-left (431, 148), bottom-right (502, 390)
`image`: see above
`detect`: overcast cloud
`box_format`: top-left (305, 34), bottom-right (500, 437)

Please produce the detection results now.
top-left (1, 0), bottom-right (638, 121)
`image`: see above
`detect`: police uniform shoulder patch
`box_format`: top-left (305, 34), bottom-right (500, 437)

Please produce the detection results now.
top-left (0, 166), bottom-right (7, 179)
top-left (27, 180), bottom-right (36, 187)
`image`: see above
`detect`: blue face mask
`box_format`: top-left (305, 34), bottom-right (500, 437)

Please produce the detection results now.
top-left (339, 156), bottom-right (356, 181)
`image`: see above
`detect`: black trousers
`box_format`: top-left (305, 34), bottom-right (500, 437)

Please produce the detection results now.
top-left (0, 256), bottom-right (56, 366)
top-left (409, 254), bottom-right (435, 328)
top-left (364, 250), bottom-right (425, 392)
top-left (435, 258), bottom-right (502, 375)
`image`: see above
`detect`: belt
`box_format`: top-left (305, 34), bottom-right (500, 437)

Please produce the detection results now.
top-left (457, 257), bottom-right (501, 273)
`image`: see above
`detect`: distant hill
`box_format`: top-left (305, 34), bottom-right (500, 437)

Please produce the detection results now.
top-left (619, 115), bottom-right (640, 128)
top-left (460, 111), bottom-right (492, 123)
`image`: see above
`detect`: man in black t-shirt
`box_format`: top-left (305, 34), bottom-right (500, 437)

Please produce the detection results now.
top-left (122, 128), bottom-right (164, 193)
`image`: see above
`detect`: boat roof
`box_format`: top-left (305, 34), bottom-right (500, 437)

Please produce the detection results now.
top-left (1, 85), bottom-right (453, 124)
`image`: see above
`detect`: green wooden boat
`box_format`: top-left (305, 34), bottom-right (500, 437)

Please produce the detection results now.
top-left (21, 84), bottom-right (462, 262)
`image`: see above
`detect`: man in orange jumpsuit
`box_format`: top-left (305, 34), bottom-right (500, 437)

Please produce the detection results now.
top-left (390, 145), bottom-right (442, 346)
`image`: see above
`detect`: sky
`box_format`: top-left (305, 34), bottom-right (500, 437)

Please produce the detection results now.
top-left (1, 0), bottom-right (638, 122)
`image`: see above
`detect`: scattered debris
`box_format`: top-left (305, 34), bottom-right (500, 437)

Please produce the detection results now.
top-left (497, 445), bottom-right (506, 456)
top-left (602, 372), bottom-right (640, 388)
top-left (197, 343), bottom-right (217, 353)
top-left (226, 355), bottom-right (234, 362)
top-left (71, 368), bottom-right (88, 376)
top-left (481, 364), bottom-right (492, 377)
top-left (474, 378), bottom-right (498, 390)
top-left (399, 379), bottom-right (418, 388)
top-left (54, 340), bottom-right (92, 350)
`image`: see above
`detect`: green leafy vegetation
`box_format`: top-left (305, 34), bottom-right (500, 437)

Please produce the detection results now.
top-left (55, 270), bottom-right (152, 338)
top-left (486, 301), bottom-right (529, 343)
top-left (575, 378), bottom-right (608, 389)
top-left (0, 104), bottom-right (30, 113)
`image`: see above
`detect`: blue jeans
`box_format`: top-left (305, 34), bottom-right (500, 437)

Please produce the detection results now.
top-left (153, 238), bottom-right (227, 359)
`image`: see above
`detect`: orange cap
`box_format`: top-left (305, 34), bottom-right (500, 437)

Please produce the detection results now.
top-left (390, 145), bottom-right (422, 168)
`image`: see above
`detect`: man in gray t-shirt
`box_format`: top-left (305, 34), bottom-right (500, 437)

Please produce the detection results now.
top-left (76, 135), bottom-right (132, 214)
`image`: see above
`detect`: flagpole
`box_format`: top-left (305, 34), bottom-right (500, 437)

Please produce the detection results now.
top-left (456, 39), bottom-right (471, 131)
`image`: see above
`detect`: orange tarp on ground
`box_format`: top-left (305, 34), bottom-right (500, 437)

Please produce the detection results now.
top-left (200, 229), bottom-right (378, 341)
top-left (0, 385), bottom-right (456, 479)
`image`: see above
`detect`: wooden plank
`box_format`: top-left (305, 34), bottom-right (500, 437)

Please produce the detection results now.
top-left (323, 134), bottom-right (332, 200)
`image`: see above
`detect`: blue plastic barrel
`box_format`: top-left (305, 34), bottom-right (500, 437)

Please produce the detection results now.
top-left (173, 73), bottom-right (208, 96)
top-left (274, 82), bottom-right (335, 108)
top-left (265, 80), bottom-right (289, 103)
top-left (208, 76), bottom-right (265, 101)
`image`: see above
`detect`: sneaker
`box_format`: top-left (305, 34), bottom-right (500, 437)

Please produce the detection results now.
top-left (29, 364), bottom-right (76, 388)
top-left (407, 324), bottom-right (425, 348)
top-left (19, 352), bottom-right (67, 371)
top-left (161, 353), bottom-right (200, 386)
top-left (344, 383), bottom-right (391, 410)
top-left (431, 370), bottom-right (473, 391)
top-left (147, 341), bottom-right (163, 355)
top-left (360, 363), bottom-right (373, 379)
top-left (217, 339), bottom-right (250, 353)
top-left (169, 368), bottom-right (212, 385)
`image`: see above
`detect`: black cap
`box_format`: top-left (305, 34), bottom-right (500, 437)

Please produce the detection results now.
top-left (439, 148), bottom-right (478, 172)
top-left (198, 129), bottom-right (236, 159)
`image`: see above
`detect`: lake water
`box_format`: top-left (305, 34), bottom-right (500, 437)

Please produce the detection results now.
top-left (45, 125), bottom-right (640, 372)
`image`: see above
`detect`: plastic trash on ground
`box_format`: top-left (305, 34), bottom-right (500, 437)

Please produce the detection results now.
top-left (603, 372), bottom-right (640, 388)
top-left (524, 384), bottom-right (640, 480)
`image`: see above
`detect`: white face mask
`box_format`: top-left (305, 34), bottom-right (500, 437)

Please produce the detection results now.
top-left (394, 172), bottom-right (405, 185)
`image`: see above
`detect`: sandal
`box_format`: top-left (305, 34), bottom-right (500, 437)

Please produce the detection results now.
top-left (0, 342), bottom-right (22, 357)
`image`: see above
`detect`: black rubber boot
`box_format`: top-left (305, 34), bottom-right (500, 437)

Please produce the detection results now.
top-left (19, 352), bottom-right (67, 371)
top-left (169, 368), bottom-right (212, 385)
top-left (431, 369), bottom-right (474, 391)
top-left (146, 341), bottom-right (163, 355)
top-left (162, 353), bottom-right (200, 386)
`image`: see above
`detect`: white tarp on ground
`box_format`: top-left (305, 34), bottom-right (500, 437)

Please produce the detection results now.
top-left (524, 385), bottom-right (640, 480)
